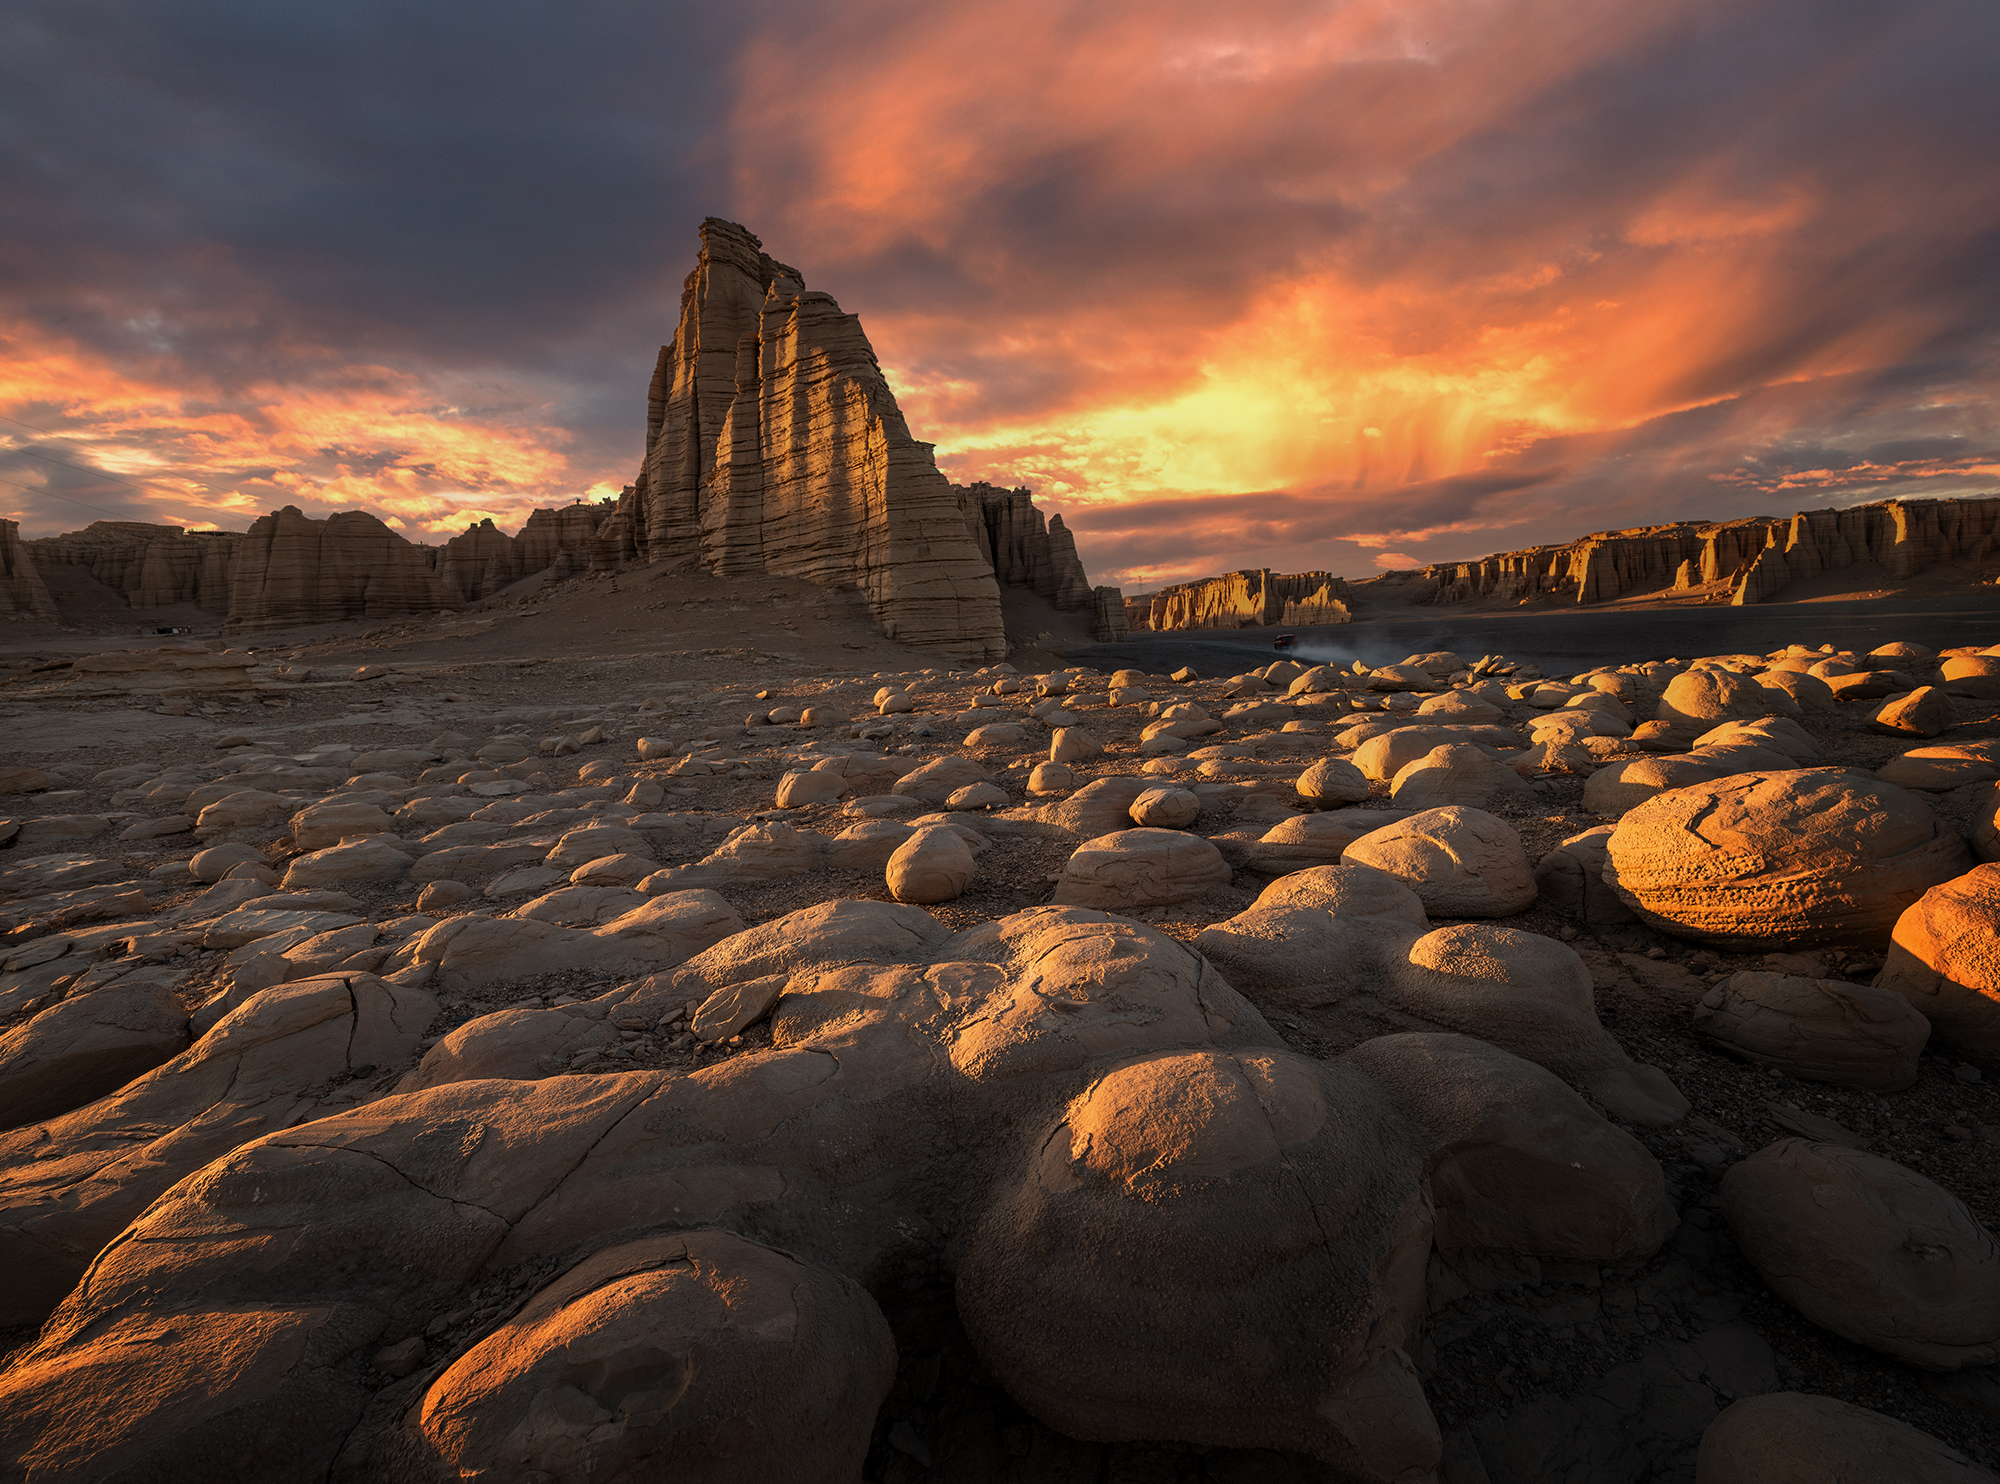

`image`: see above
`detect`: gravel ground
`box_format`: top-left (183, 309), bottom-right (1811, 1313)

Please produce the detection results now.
top-left (4, 579), bottom-right (2000, 1479)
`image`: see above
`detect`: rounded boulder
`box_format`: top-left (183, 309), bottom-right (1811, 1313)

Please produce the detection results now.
top-left (1604, 769), bottom-right (1969, 949)
top-left (885, 825), bottom-right (976, 905)
top-left (1340, 806), bottom-right (1536, 918)
top-left (1877, 863), bottom-right (2000, 1059)
top-left (1693, 971), bottom-right (1929, 1091)
top-left (1720, 1139), bottom-right (2000, 1369)
top-left (1697, 1392), bottom-right (1998, 1484)
top-left (414, 1231), bottom-right (895, 1484)
top-left (1051, 828), bottom-right (1232, 911)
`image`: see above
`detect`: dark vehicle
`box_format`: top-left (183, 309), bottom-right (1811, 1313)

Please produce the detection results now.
top-left (1272, 633), bottom-right (1297, 650)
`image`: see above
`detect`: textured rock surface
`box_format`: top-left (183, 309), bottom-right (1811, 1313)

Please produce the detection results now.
top-left (405, 1230), bottom-right (896, 1482)
top-left (619, 218), bottom-right (1007, 660)
top-left (1535, 825), bottom-right (1640, 926)
top-left (1604, 769), bottom-right (1970, 949)
top-left (1193, 865), bottom-right (1686, 1126)
top-left (1693, 971), bottom-right (1930, 1091)
top-left (1721, 1139), bottom-right (2000, 1369)
top-left (1342, 806), bottom-right (1539, 918)
top-left (1050, 828), bottom-right (1231, 909)
top-left (0, 981), bottom-right (189, 1131)
top-left (0, 972), bottom-right (437, 1326)
top-left (0, 903), bottom-right (1671, 1483)
top-left (1697, 1391), bottom-right (2000, 1483)
top-left (1877, 863), bottom-right (2000, 1059)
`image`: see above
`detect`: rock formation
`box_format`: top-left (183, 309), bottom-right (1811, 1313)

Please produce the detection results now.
top-left (1138, 569), bottom-right (1348, 630)
top-left (24, 521), bottom-right (238, 613)
top-left (225, 507), bottom-right (458, 631)
top-left (1136, 494), bottom-right (2000, 630)
top-left (436, 501), bottom-right (617, 603)
top-left (1411, 498), bottom-right (2000, 609)
top-left (0, 903), bottom-right (1673, 1482)
top-left (9, 226), bottom-right (1127, 655)
top-left (957, 481), bottom-right (1127, 642)
top-left (0, 519), bottom-right (57, 618)
top-left (1279, 580), bottom-right (1352, 625)
top-left (618, 218), bottom-right (1009, 660)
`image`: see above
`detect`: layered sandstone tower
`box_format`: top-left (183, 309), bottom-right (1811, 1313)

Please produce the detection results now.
top-left (622, 218), bottom-right (1010, 660)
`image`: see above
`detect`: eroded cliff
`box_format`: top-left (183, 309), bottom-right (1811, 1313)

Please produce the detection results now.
top-left (1135, 495), bottom-right (2000, 629)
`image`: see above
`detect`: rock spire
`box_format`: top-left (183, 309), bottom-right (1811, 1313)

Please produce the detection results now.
top-left (620, 219), bottom-right (1011, 659)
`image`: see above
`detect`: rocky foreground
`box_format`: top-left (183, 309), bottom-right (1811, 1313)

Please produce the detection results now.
top-left (2, 630), bottom-right (2000, 1481)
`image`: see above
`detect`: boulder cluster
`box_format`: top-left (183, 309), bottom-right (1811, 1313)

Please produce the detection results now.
top-left (2, 631), bottom-right (1999, 1480)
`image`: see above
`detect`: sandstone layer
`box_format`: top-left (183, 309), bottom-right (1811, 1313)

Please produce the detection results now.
top-left (619, 219), bottom-right (1012, 660)
top-left (1140, 569), bottom-right (1350, 631)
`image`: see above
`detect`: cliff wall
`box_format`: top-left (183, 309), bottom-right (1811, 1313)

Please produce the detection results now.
top-left (956, 481), bottom-right (1126, 642)
top-left (1, 519), bottom-right (58, 618)
top-left (1138, 494), bottom-right (2000, 630)
top-left (437, 502), bottom-right (614, 602)
top-left (1411, 497), bottom-right (2000, 609)
top-left (26, 521), bottom-right (240, 612)
top-left (1137, 569), bottom-right (1347, 631)
top-left (224, 507), bottom-right (458, 631)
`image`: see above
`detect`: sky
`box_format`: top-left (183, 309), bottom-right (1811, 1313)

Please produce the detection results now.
top-left (3, 0), bottom-right (1997, 592)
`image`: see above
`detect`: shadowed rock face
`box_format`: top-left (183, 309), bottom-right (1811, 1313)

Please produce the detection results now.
top-left (0, 518), bottom-right (58, 618)
top-left (956, 481), bottom-right (1128, 642)
top-left (621, 217), bottom-right (1009, 662)
top-left (22, 520), bottom-right (236, 613)
top-left (0, 902), bottom-right (1671, 1484)
top-left (225, 507), bottom-right (457, 631)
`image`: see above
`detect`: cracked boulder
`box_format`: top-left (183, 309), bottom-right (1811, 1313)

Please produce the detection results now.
top-left (0, 902), bottom-right (1671, 1484)
top-left (403, 1230), bottom-right (896, 1483)
top-left (0, 972), bottom-right (437, 1327)
top-left (1693, 972), bottom-right (1929, 1091)
top-left (0, 981), bottom-right (190, 1132)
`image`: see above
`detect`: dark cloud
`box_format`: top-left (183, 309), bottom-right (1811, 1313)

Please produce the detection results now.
top-left (1, 0), bottom-right (1996, 580)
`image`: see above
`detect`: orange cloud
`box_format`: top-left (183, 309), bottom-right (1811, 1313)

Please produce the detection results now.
top-left (0, 321), bottom-right (619, 539)
top-left (725, 0), bottom-right (2000, 584)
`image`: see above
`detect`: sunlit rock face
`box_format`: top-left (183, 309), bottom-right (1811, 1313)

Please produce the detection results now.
top-left (956, 480), bottom-right (1128, 642)
top-left (1135, 496), bottom-right (2000, 630)
top-left (622, 217), bottom-right (1009, 661)
top-left (1139, 568), bottom-right (1349, 630)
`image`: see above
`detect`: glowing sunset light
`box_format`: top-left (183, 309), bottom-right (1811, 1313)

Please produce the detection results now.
top-left (0, 0), bottom-right (1992, 591)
